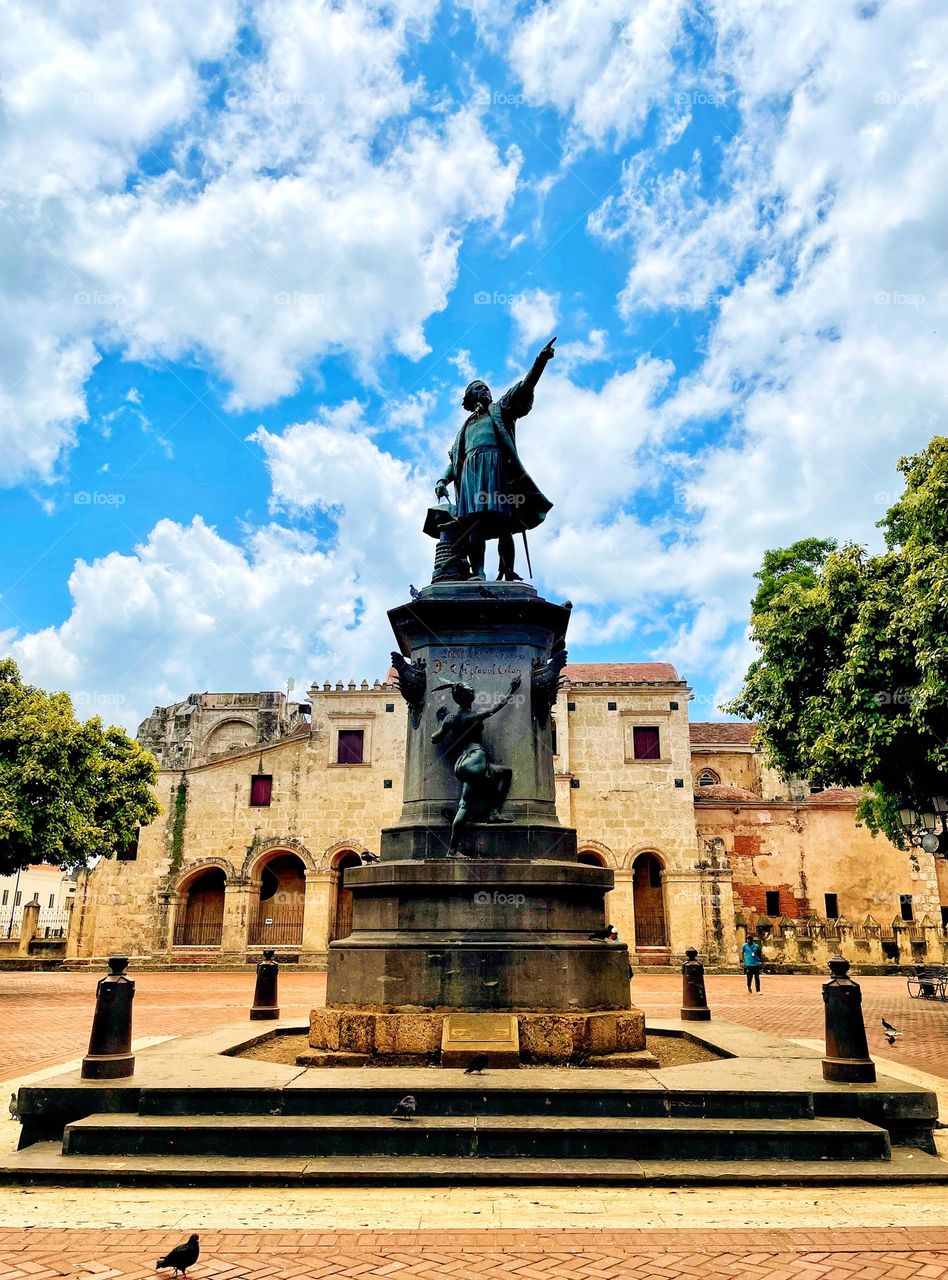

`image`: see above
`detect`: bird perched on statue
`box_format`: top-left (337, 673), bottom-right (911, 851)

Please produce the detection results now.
top-left (156, 1234), bottom-right (199, 1277)
top-left (464, 1053), bottom-right (489, 1075)
top-left (361, 852), bottom-right (380, 863)
top-left (409, 584), bottom-right (421, 599)
top-left (589, 925), bottom-right (618, 942)
top-left (8, 1093), bottom-right (18, 1121)
top-left (393, 1095), bottom-right (416, 1121)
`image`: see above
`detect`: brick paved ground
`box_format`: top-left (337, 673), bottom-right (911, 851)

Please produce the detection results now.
top-left (1, 969), bottom-right (944, 1082)
top-left (1, 1228), bottom-right (947, 1280)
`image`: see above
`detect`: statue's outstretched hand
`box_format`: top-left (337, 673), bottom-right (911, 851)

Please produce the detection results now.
top-left (509, 674), bottom-right (523, 694)
top-left (538, 336), bottom-right (557, 363)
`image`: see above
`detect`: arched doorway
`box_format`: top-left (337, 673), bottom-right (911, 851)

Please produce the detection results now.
top-left (174, 867), bottom-right (225, 947)
top-left (249, 851), bottom-right (306, 947)
top-left (330, 851), bottom-right (363, 941)
top-left (578, 849), bottom-right (607, 867)
top-left (632, 852), bottom-right (667, 950)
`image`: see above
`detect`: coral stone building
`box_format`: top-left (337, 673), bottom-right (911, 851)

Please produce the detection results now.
top-left (65, 665), bottom-right (948, 971)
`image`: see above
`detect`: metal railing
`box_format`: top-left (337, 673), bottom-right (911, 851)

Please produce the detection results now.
top-left (173, 918), bottom-right (223, 947)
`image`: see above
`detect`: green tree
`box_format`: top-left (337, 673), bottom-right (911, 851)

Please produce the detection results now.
top-left (0, 659), bottom-right (160, 876)
top-left (725, 437), bottom-right (948, 848)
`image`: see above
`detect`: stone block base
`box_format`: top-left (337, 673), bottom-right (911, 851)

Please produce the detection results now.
top-left (308, 1006), bottom-right (648, 1066)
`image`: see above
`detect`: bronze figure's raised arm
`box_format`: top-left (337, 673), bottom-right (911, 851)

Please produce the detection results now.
top-left (433, 339), bottom-right (556, 582)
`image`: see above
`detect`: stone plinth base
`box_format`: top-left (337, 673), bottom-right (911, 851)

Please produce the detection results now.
top-left (308, 1006), bottom-right (654, 1066)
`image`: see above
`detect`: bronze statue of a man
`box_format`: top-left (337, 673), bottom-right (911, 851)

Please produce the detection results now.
top-left (435, 338), bottom-right (556, 580)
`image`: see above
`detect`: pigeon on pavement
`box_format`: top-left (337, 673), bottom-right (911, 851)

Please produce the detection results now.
top-left (156, 1234), bottom-right (200, 1277)
top-left (464, 1054), bottom-right (489, 1075)
top-left (8, 1093), bottom-right (18, 1121)
top-left (589, 925), bottom-right (618, 942)
top-left (393, 1095), bottom-right (416, 1121)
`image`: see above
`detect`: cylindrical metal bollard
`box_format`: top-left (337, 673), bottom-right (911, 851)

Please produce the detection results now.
top-left (680, 947), bottom-right (711, 1021)
top-left (250, 948), bottom-right (280, 1020)
top-left (81, 955), bottom-right (135, 1079)
top-left (822, 955), bottom-right (875, 1082)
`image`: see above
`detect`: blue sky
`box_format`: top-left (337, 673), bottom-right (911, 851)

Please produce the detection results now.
top-left (2, 0), bottom-right (946, 732)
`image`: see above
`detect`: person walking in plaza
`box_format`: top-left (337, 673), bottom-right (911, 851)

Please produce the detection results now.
top-left (742, 937), bottom-right (763, 993)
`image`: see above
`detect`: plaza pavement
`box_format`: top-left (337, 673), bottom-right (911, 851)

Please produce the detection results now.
top-left (0, 969), bottom-right (945, 1279)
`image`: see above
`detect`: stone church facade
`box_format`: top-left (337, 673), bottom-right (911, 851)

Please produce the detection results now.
top-left (65, 665), bottom-right (948, 971)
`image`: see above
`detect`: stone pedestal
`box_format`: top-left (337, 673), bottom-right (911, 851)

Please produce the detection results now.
top-left (325, 582), bottom-right (632, 1017)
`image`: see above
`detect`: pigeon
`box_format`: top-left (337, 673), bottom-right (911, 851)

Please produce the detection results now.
top-left (393, 1094), bottom-right (416, 1121)
top-left (8, 1093), bottom-right (17, 1121)
top-left (361, 852), bottom-right (380, 863)
top-left (409, 584), bottom-right (421, 600)
top-left (589, 925), bottom-right (618, 942)
top-left (881, 1017), bottom-right (902, 1040)
top-left (156, 1234), bottom-right (199, 1277)
top-left (464, 1053), bottom-right (489, 1075)
top-left (476, 585), bottom-right (494, 598)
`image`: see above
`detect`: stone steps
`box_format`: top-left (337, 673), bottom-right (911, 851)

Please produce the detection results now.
top-left (4, 1143), bottom-right (946, 1187)
top-left (61, 1113), bottom-right (892, 1162)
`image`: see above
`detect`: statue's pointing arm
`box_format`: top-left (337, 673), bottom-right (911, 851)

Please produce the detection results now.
top-left (501, 337), bottom-right (557, 419)
top-left (522, 337), bottom-right (556, 395)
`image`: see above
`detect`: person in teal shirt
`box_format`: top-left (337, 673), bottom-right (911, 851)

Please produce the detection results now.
top-left (742, 938), bottom-right (763, 993)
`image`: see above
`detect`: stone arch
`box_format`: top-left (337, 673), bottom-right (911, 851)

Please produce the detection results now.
top-left (631, 850), bottom-right (668, 950)
top-left (318, 839), bottom-right (370, 872)
top-left (173, 864), bottom-right (226, 947)
top-left (171, 857), bottom-right (237, 895)
top-left (577, 841), bottom-right (614, 868)
top-left (695, 767), bottom-right (721, 787)
top-left (328, 847), bottom-right (364, 941)
top-left (203, 717), bottom-right (257, 756)
top-left (618, 845), bottom-right (670, 871)
top-left (241, 837), bottom-right (318, 880)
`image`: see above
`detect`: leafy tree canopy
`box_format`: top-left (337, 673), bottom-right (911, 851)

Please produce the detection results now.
top-left (725, 437), bottom-right (948, 847)
top-left (0, 660), bottom-right (159, 877)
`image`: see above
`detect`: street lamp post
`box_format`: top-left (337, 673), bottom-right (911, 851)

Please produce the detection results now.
top-left (899, 796), bottom-right (948, 855)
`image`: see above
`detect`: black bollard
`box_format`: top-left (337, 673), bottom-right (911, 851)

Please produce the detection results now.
top-left (250, 948), bottom-right (280, 1020)
top-left (680, 947), bottom-right (711, 1021)
top-left (822, 955), bottom-right (875, 1082)
top-left (81, 955), bottom-right (135, 1079)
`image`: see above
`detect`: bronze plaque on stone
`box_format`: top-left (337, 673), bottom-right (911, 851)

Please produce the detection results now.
top-left (441, 1013), bottom-right (520, 1068)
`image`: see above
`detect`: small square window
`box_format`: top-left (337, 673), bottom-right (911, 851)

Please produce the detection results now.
top-left (674, 778), bottom-right (684, 788)
top-left (632, 726), bottom-right (661, 759)
top-left (567, 701), bottom-right (576, 711)
top-left (385, 703), bottom-right (395, 713)
top-left (765, 890), bottom-right (781, 917)
top-left (669, 700), bottom-right (679, 710)
top-left (570, 778), bottom-right (580, 788)
top-left (607, 701), bottom-right (617, 711)
top-left (383, 778), bottom-right (393, 789)
top-left (824, 892), bottom-right (839, 920)
top-left (250, 774), bottom-right (273, 806)
top-left (899, 894), bottom-right (914, 922)
top-left (337, 729), bottom-right (365, 765)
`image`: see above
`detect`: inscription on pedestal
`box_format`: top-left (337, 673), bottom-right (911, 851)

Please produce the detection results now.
top-left (441, 1012), bottom-right (520, 1068)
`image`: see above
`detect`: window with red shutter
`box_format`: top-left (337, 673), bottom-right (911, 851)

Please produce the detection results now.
top-left (250, 774), bottom-right (273, 806)
top-left (632, 726), bottom-right (661, 759)
top-left (337, 730), bottom-right (365, 764)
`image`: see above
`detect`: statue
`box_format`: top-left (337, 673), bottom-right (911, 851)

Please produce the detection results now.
top-left (390, 651), bottom-right (427, 728)
top-left (531, 645), bottom-right (567, 726)
top-left (431, 675), bottom-right (522, 856)
top-left (434, 338), bottom-right (556, 581)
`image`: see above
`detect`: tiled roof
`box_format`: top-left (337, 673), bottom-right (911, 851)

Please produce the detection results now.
top-left (689, 721), bottom-right (757, 745)
top-left (563, 662), bottom-right (681, 684)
